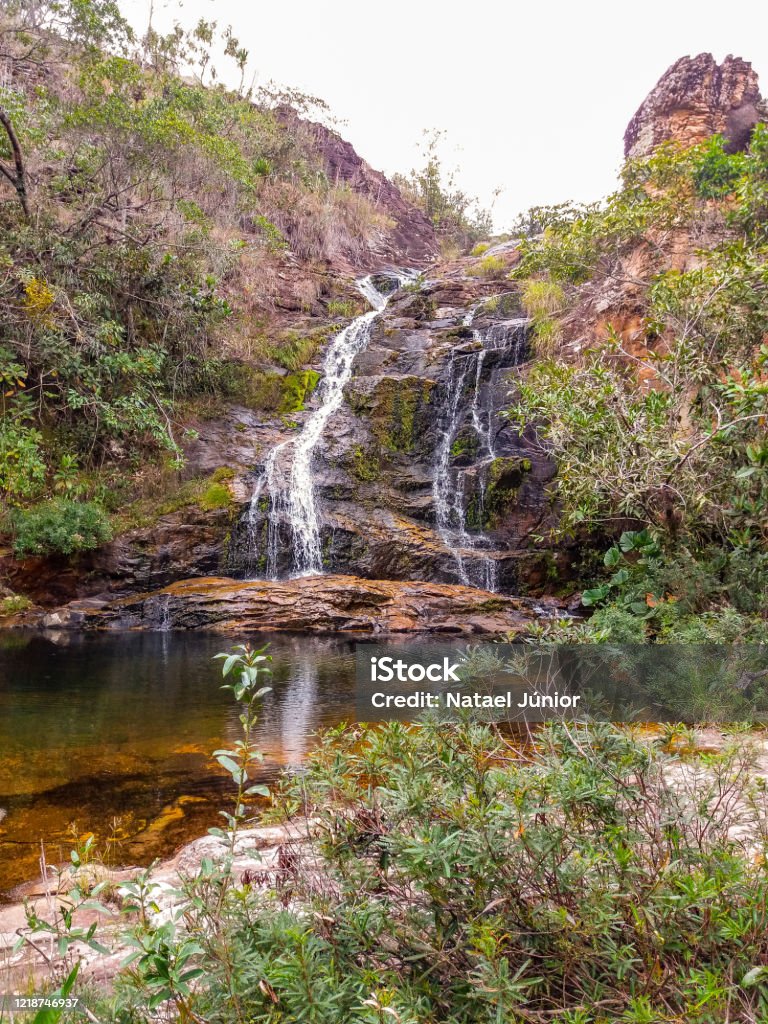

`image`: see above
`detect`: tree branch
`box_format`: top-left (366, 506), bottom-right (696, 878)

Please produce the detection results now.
top-left (0, 104), bottom-right (30, 221)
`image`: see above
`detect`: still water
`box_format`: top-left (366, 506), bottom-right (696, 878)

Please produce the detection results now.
top-left (0, 631), bottom-right (361, 897)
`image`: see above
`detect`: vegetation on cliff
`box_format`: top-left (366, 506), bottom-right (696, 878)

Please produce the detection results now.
top-left (511, 130), bottom-right (768, 641)
top-left (0, 0), bottom-right (393, 555)
top-left (392, 130), bottom-right (495, 256)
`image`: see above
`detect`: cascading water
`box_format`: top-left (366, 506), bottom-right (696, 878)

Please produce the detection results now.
top-left (432, 314), bottom-right (529, 592)
top-left (248, 272), bottom-right (412, 579)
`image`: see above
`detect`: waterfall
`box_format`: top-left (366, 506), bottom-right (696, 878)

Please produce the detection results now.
top-left (432, 315), bottom-right (528, 592)
top-left (248, 272), bottom-right (412, 579)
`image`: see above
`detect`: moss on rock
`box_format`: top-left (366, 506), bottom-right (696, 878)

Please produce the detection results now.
top-left (483, 456), bottom-right (533, 527)
top-left (246, 368), bottom-right (322, 414)
top-left (351, 445), bottom-right (381, 482)
top-left (349, 376), bottom-right (435, 454)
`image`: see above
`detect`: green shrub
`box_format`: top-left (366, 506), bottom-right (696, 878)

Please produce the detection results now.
top-left (108, 718), bottom-right (768, 1023)
top-left (11, 499), bottom-right (112, 557)
top-left (470, 241), bottom-right (490, 256)
top-left (0, 421), bottom-right (47, 502)
top-left (468, 253), bottom-right (506, 279)
top-left (199, 482), bottom-right (233, 511)
top-left (520, 278), bottom-right (565, 355)
top-left (0, 594), bottom-right (32, 615)
top-left (326, 299), bottom-right (357, 318)
top-left (693, 134), bottom-right (747, 198)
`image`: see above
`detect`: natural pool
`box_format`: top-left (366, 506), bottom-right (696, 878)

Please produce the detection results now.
top-left (0, 631), bottom-right (361, 897)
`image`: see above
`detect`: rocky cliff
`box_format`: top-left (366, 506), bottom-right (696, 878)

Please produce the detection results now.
top-left (624, 53), bottom-right (762, 159)
top-left (4, 51), bottom-right (765, 636)
top-left (2, 248), bottom-right (564, 626)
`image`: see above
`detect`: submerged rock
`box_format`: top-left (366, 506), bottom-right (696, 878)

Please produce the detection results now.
top-left (22, 575), bottom-right (541, 637)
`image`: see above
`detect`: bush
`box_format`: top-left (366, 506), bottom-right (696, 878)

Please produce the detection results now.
top-left (0, 594), bottom-right (32, 615)
top-left (108, 719), bottom-right (768, 1023)
top-left (693, 134), bottom-right (747, 198)
top-left (11, 498), bottom-right (112, 557)
top-left (199, 482), bottom-right (233, 511)
top-left (467, 253), bottom-right (506, 279)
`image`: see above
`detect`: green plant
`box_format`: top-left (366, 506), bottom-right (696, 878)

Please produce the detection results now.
top-left (11, 498), bottom-right (112, 557)
top-left (392, 129), bottom-right (494, 250)
top-left (326, 299), bottom-right (357, 318)
top-left (107, 720), bottom-right (768, 1023)
top-left (467, 253), bottom-right (506, 278)
top-left (200, 481), bottom-right (234, 511)
top-left (520, 278), bottom-right (565, 355)
top-left (210, 644), bottom-right (272, 854)
top-left (0, 593), bottom-right (32, 615)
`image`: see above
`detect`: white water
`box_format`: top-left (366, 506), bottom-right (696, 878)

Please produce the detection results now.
top-left (248, 273), bottom-right (411, 578)
top-left (432, 315), bottom-right (529, 592)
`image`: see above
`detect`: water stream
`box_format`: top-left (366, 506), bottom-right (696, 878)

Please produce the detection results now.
top-left (0, 632), bottom-right (360, 896)
top-left (248, 273), bottom-right (411, 578)
top-left (432, 316), bottom-right (529, 591)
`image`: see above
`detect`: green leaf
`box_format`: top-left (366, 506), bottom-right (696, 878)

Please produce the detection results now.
top-left (32, 963), bottom-right (79, 1024)
top-left (603, 546), bottom-right (621, 568)
top-left (742, 966), bottom-right (767, 987)
top-left (215, 754), bottom-right (241, 775)
top-left (582, 585), bottom-right (610, 607)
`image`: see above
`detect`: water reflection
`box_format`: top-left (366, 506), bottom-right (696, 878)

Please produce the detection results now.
top-left (0, 631), bottom-right (358, 897)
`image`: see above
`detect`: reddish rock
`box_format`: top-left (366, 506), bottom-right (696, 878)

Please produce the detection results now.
top-left (624, 54), bottom-right (762, 159)
top-left (23, 574), bottom-right (538, 636)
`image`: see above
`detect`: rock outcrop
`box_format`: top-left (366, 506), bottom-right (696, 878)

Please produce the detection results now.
top-left (1, 258), bottom-right (566, 610)
top-left (232, 261), bottom-right (563, 593)
top-left (624, 54), bottom-right (762, 159)
top-left (24, 575), bottom-right (543, 636)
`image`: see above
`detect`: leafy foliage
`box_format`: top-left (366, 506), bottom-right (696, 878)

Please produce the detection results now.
top-left (78, 720), bottom-right (768, 1022)
top-left (0, 0), bottom-right (388, 544)
top-left (510, 126), bottom-right (768, 640)
top-left (10, 497), bottom-right (112, 556)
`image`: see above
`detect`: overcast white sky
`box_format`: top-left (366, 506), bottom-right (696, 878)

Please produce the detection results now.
top-left (121, 0), bottom-right (768, 230)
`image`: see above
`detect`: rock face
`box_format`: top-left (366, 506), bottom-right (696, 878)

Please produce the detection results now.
top-left (624, 54), bottom-right (762, 159)
top-left (231, 257), bottom-right (564, 595)
top-left (27, 575), bottom-right (540, 636)
top-left (1, 256), bottom-right (565, 611)
top-left (275, 107), bottom-right (438, 267)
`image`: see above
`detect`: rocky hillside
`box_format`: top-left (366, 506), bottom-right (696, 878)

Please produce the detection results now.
top-left (3, 41), bottom-right (768, 643)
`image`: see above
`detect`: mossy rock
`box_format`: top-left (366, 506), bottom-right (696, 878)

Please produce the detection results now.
top-left (480, 290), bottom-right (524, 318)
top-left (349, 376), bottom-right (435, 454)
top-left (450, 429), bottom-right (479, 464)
top-left (351, 445), bottom-right (381, 482)
top-left (246, 368), bottom-right (321, 414)
top-left (117, 467), bottom-right (238, 530)
top-left (443, 325), bottom-right (474, 341)
top-left (481, 457), bottom-right (533, 527)
top-left (268, 326), bottom-right (333, 370)
top-left (396, 292), bottom-right (436, 322)
top-left (200, 482), bottom-right (234, 511)
top-left (280, 370), bottom-right (322, 413)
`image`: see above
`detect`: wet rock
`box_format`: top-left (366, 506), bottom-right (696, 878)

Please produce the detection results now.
top-left (27, 575), bottom-right (541, 637)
